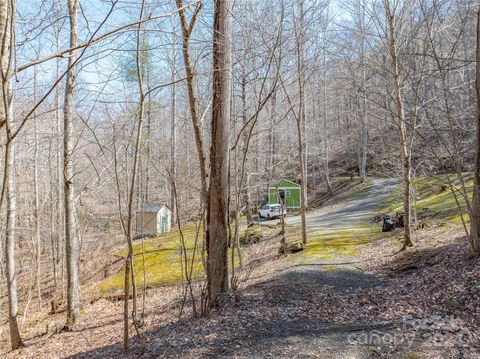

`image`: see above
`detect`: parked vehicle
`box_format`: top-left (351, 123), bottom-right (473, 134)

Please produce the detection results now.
top-left (258, 204), bottom-right (287, 219)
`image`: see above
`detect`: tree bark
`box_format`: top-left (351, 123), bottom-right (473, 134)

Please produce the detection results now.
top-left (0, 0), bottom-right (22, 347)
top-left (269, 88), bottom-right (277, 180)
top-left (170, 18), bottom-right (177, 225)
top-left (207, 0), bottom-right (232, 306)
top-left (5, 144), bottom-right (23, 349)
top-left (384, 0), bottom-right (413, 250)
top-left (322, 38), bottom-right (333, 195)
top-left (175, 0), bottom-right (208, 205)
top-left (123, 1), bottom-right (146, 349)
top-left (469, 8), bottom-right (480, 256)
top-left (294, 0), bottom-right (308, 244)
top-left (33, 71), bottom-right (42, 306)
top-left (358, 2), bottom-right (368, 181)
top-left (297, 0), bottom-right (308, 208)
top-left (64, 0), bottom-right (80, 328)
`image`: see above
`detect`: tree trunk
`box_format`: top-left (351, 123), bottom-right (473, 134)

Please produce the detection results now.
top-left (64, 0), bottom-right (80, 328)
top-left (297, 0), bottom-right (308, 208)
top-left (206, 0), bottom-right (232, 306)
top-left (294, 0), bottom-right (308, 244)
top-left (170, 20), bottom-right (177, 225)
top-left (269, 88), bottom-right (277, 180)
top-left (53, 0), bottom-right (64, 301)
top-left (5, 144), bottom-right (23, 349)
top-left (0, 0), bottom-right (22, 349)
top-left (359, 5), bottom-right (368, 181)
top-left (175, 0), bottom-right (208, 205)
top-left (123, 2), bottom-right (146, 348)
top-left (244, 189), bottom-right (254, 226)
top-left (469, 8), bottom-right (480, 256)
top-left (384, 0), bottom-right (413, 250)
top-left (33, 70), bottom-right (42, 307)
top-left (322, 40), bottom-right (333, 195)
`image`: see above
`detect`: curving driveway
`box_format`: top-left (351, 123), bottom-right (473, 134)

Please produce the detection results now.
top-left (286, 178), bottom-right (400, 232)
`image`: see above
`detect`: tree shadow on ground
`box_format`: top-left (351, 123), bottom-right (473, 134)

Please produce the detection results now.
top-left (69, 266), bottom-right (393, 358)
top-left (69, 318), bottom-right (393, 358)
top-left (383, 236), bottom-right (472, 273)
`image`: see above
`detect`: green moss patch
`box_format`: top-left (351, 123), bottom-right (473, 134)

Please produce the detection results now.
top-left (285, 223), bottom-right (380, 265)
top-left (382, 174), bottom-right (473, 224)
top-left (95, 223), bottom-right (205, 295)
top-left (95, 222), bottom-right (265, 295)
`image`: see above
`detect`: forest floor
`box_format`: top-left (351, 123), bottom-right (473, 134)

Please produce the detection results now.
top-left (3, 177), bottom-right (480, 358)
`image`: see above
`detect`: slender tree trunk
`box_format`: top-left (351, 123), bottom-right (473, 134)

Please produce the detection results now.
top-left (0, 5), bottom-right (22, 336)
top-left (0, 0), bottom-right (13, 130)
top-left (170, 19), bottom-right (177, 225)
top-left (295, 111), bottom-right (308, 245)
top-left (0, 0), bottom-right (22, 349)
top-left (297, 0), bottom-right (308, 208)
top-left (322, 42), bottom-right (333, 195)
top-left (359, 4), bottom-right (368, 181)
top-left (48, 141), bottom-right (58, 299)
top-left (240, 65), bottom-right (253, 227)
top-left (269, 88), bottom-right (277, 180)
top-left (277, 187), bottom-right (288, 254)
top-left (5, 144), bottom-right (23, 349)
top-left (384, 0), bottom-right (413, 250)
top-left (53, 0), bottom-right (64, 301)
top-left (175, 0), bottom-right (208, 205)
top-left (64, 0), bottom-right (80, 328)
top-left (123, 2), bottom-right (146, 349)
top-left (469, 8), bottom-right (480, 256)
top-left (244, 190), bottom-right (253, 226)
top-left (206, 0), bottom-right (232, 306)
top-left (33, 70), bottom-right (42, 307)
top-left (294, 0), bottom-right (308, 244)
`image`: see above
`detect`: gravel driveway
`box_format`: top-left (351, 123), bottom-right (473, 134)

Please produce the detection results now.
top-left (286, 178), bottom-right (400, 232)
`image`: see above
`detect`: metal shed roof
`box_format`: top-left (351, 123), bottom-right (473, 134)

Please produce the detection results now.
top-left (137, 203), bottom-right (168, 213)
top-left (269, 179), bottom-right (301, 188)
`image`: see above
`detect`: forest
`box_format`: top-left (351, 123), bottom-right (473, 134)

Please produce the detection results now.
top-left (0, 0), bottom-right (479, 357)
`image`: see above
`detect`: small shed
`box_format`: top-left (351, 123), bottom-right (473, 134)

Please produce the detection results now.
top-left (135, 203), bottom-right (171, 236)
top-left (268, 179), bottom-right (301, 209)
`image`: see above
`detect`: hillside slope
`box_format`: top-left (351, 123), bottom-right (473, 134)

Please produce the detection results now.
top-left (4, 177), bottom-right (479, 358)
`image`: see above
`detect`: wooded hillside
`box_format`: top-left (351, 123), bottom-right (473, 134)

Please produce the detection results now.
top-left (0, 0), bottom-right (479, 357)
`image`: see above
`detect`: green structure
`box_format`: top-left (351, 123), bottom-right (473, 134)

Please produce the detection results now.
top-left (268, 179), bottom-right (301, 209)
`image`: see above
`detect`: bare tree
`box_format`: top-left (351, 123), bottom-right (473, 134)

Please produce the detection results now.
top-left (206, 0), bottom-right (232, 307)
top-left (281, 73), bottom-right (308, 244)
top-left (470, 6), bottom-right (480, 256)
top-left (123, 0), bottom-right (147, 349)
top-left (296, 0), bottom-right (308, 207)
top-left (64, 0), bottom-right (81, 328)
top-left (0, 0), bottom-right (23, 348)
top-left (175, 0), bottom-right (209, 205)
top-left (358, 0), bottom-right (368, 181)
top-left (170, 16), bottom-right (177, 225)
top-left (5, 144), bottom-right (23, 349)
top-left (383, 0), bottom-right (413, 250)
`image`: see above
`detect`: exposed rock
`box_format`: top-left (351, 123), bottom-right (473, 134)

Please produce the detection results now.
top-left (288, 242), bottom-right (304, 253)
top-left (240, 231), bottom-right (263, 246)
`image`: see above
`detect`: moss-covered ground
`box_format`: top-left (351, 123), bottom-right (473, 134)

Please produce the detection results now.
top-left (95, 222), bottom-right (205, 294)
top-left (382, 173), bottom-right (473, 224)
top-left (285, 223), bottom-right (381, 265)
top-left (96, 175), bottom-right (473, 294)
top-left (95, 222), bottom-right (273, 295)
